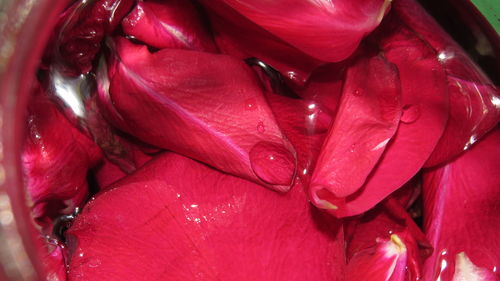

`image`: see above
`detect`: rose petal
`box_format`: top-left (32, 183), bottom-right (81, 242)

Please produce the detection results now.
top-left (422, 128), bottom-right (500, 281)
top-left (100, 38), bottom-right (297, 191)
top-left (202, 1), bottom-right (323, 86)
top-left (310, 53), bottom-right (402, 210)
top-left (315, 18), bottom-right (450, 217)
top-left (122, 0), bottom-right (217, 52)
top-left (66, 152), bottom-right (344, 280)
top-left (264, 92), bottom-right (332, 182)
top-left (345, 197), bottom-right (430, 281)
top-left (393, 0), bottom-right (500, 166)
top-left (212, 0), bottom-right (391, 62)
top-left (22, 86), bottom-right (102, 229)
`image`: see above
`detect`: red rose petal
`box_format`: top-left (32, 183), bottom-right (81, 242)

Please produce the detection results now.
top-left (422, 129), bottom-right (500, 281)
top-left (66, 153), bottom-right (344, 280)
top-left (100, 38), bottom-right (297, 191)
top-left (122, 0), bottom-right (217, 52)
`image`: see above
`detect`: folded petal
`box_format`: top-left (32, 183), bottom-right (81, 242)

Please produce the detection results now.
top-left (347, 234), bottom-right (408, 281)
top-left (314, 17), bottom-right (450, 217)
top-left (122, 0), bottom-right (217, 52)
top-left (22, 86), bottom-right (102, 229)
top-left (213, 0), bottom-right (391, 62)
top-left (393, 0), bottom-right (500, 167)
top-left (202, 1), bottom-right (323, 86)
top-left (422, 129), bottom-right (500, 281)
top-left (310, 53), bottom-right (402, 212)
top-left (100, 38), bottom-right (297, 191)
top-left (345, 196), bottom-right (430, 281)
top-left (66, 152), bottom-right (345, 280)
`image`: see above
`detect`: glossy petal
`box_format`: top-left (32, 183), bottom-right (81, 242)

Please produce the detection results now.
top-left (44, 0), bottom-right (134, 75)
top-left (347, 234), bottom-right (408, 281)
top-left (422, 129), bottom-right (500, 281)
top-left (393, 0), bottom-right (500, 166)
top-left (22, 86), bottom-right (102, 228)
top-left (66, 153), bottom-right (345, 280)
top-left (299, 63), bottom-right (346, 115)
top-left (214, 0), bottom-right (391, 62)
top-left (100, 38), bottom-right (297, 191)
top-left (203, 1), bottom-right (323, 86)
top-left (345, 197), bottom-right (430, 281)
top-left (310, 53), bottom-right (402, 210)
top-left (315, 20), bottom-right (450, 217)
top-left (265, 92), bottom-right (332, 182)
top-left (122, 0), bottom-right (217, 52)
top-left (452, 253), bottom-right (500, 281)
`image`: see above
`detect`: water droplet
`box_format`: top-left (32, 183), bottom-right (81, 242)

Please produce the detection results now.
top-left (353, 89), bottom-right (363, 96)
top-left (437, 49), bottom-right (454, 62)
top-left (249, 141), bottom-right (296, 186)
top-left (244, 98), bottom-right (257, 111)
top-left (257, 121), bottom-right (265, 133)
top-left (463, 134), bottom-right (477, 150)
top-left (350, 144), bottom-right (356, 153)
top-left (401, 104), bottom-right (420, 124)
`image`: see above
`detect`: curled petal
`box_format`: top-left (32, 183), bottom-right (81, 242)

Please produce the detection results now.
top-left (100, 38), bottom-right (297, 191)
top-left (213, 0), bottom-right (391, 62)
top-left (347, 234), bottom-right (408, 281)
top-left (203, 1), bottom-right (323, 86)
top-left (310, 53), bottom-right (402, 213)
top-left (315, 19), bottom-right (450, 217)
top-left (393, 0), bottom-right (500, 166)
top-left (122, 0), bottom-right (217, 52)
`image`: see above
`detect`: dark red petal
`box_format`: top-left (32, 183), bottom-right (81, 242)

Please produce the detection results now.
top-left (22, 86), bottom-right (102, 229)
top-left (265, 92), bottom-right (332, 182)
top-left (299, 63), bottom-right (346, 115)
top-left (310, 53), bottom-right (402, 211)
top-left (345, 197), bottom-right (430, 281)
top-left (122, 0), bottom-right (217, 52)
top-left (66, 153), bottom-right (344, 280)
top-left (393, 0), bottom-right (500, 166)
top-left (422, 129), bottom-right (500, 281)
top-left (347, 234), bottom-right (408, 281)
top-left (101, 38), bottom-right (296, 191)
top-left (203, 1), bottom-right (322, 86)
top-left (214, 0), bottom-right (390, 62)
top-left (316, 20), bottom-right (450, 217)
